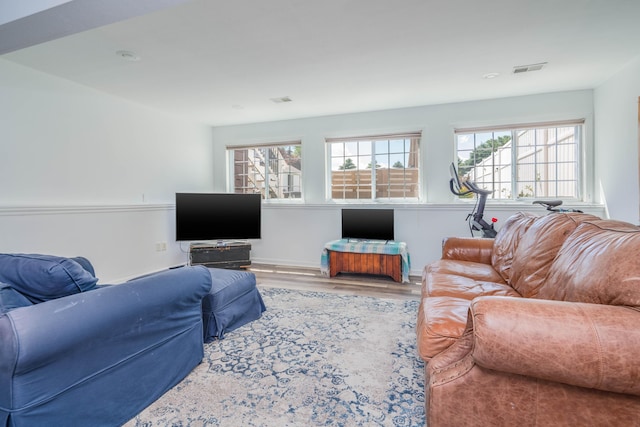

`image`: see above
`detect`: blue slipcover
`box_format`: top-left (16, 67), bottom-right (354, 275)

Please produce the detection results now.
top-left (70, 256), bottom-right (96, 276)
top-left (0, 264), bottom-right (212, 426)
top-left (202, 268), bottom-right (266, 341)
top-left (0, 253), bottom-right (98, 303)
top-left (0, 283), bottom-right (32, 314)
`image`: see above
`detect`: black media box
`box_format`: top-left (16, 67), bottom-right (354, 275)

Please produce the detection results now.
top-left (189, 242), bottom-right (251, 269)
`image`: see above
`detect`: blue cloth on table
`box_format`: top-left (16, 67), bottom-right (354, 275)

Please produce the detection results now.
top-left (320, 239), bottom-right (411, 283)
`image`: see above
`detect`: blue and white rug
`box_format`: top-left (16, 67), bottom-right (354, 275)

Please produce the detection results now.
top-left (125, 287), bottom-right (425, 426)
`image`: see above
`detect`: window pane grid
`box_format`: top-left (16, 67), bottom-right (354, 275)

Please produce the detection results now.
top-left (231, 144), bottom-right (302, 200)
top-left (329, 136), bottom-right (420, 201)
top-left (456, 123), bottom-right (581, 201)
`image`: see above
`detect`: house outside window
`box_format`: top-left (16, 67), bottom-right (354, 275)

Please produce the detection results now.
top-left (327, 132), bottom-right (421, 201)
top-left (455, 120), bottom-right (584, 200)
top-left (229, 142), bottom-right (302, 200)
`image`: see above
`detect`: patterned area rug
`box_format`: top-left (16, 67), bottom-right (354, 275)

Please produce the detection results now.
top-left (124, 286), bottom-right (425, 427)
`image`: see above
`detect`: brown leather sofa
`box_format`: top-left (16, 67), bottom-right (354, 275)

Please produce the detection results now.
top-left (417, 211), bottom-right (640, 426)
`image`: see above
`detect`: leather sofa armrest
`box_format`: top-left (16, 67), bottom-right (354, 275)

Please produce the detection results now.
top-left (469, 296), bottom-right (640, 396)
top-left (441, 237), bottom-right (494, 264)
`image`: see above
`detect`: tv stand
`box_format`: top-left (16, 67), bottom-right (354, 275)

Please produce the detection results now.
top-left (329, 250), bottom-right (401, 282)
top-left (189, 242), bottom-right (251, 269)
top-left (320, 239), bottom-right (411, 283)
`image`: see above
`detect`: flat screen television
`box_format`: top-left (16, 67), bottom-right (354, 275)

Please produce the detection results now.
top-left (175, 193), bottom-right (261, 242)
top-left (341, 208), bottom-right (394, 241)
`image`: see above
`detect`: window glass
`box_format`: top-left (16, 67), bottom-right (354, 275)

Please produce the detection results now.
top-left (455, 122), bottom-right (581, 200)
top-left (329, 134), bottom-right (420, 201)
top-left (231, 143), bottom-right (302, 200)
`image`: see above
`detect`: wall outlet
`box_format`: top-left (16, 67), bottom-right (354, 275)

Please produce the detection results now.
top-left (155, 242), bottom-right (167, 252)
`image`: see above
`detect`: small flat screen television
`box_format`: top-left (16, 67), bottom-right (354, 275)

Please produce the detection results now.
top-left (341, 208), bottom-right (394, 241)
top-left (175, 193), bottom-right (261, 241)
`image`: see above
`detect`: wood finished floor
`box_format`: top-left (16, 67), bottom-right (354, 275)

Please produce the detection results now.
top-left (248, 263), bottom-right (422, 301)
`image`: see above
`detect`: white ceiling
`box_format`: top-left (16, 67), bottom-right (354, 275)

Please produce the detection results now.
top-left (2, 0), bottom-right (640, 126)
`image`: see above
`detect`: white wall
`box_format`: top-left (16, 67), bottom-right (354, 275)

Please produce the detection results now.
top-left (594, 56), bottom-right (640, 223)
top-left (0, 59), bottom-right (213, 282)
top-left (4, 53), bottom-right (629, 282)
top-left (213, 90), bottom-right (605, 275)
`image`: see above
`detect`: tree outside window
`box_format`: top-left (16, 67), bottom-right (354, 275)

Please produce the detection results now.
top-left (455, 121), bottom-right (582, 200)
top-left (328, 133), bottom-right (421, 201)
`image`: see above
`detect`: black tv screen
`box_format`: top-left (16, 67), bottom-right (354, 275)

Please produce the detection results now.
top-left (175, 193), bottom-right (261, 241)
top-left (341, 208), bottom-right (394, 241)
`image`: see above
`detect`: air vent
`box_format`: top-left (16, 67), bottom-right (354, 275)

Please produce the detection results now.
top-left (270, 96), bottom-right (292, 103)
top-left (115, 50), bottom-right (141, 62)
top-left (513, 62), bottom-right (547, 74)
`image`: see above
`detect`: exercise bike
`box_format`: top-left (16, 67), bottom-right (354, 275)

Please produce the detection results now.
top-left (449, 163), bottom-right (497, 238)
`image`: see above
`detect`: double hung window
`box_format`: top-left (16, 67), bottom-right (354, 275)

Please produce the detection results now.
top-left (455, 120), bottom-right (583, 200)
top-left (229, 142), bottom-right (302, 200)
top-left (327, 132), bottom-right (421, 201)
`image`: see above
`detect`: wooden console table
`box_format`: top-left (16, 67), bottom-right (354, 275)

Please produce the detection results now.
top-left (320, 239), bottom-right (411, 283)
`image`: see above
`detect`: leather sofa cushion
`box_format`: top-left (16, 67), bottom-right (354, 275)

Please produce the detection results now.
top-left (510, 212), bottom-right (599, 298)
top-left (422, 259), bottom-right (506, 298)
top-left (425, 272), bottom-right (518, 300)
top-left (425, 259), bottom-right (505, 282)
top-left (470, 296), bottom-right (640, 396)
top-left (491, 211), bottom-right (538, 284)
top-left (538, 220), bottom-right (640, 306)
top-left (441, 237), bottom-right (494, 264)
top-left (417, 296), bottom-right (470, 360)
top-left (0, 254), bottom-right (98, 303)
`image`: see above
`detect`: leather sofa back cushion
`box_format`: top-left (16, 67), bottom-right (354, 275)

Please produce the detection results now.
top-left (510, 212), bottom-right (600, 298)
top-left (0, 254), bottom-right (98, 303)
top-left (491, 211), bottom-right (538, 284)
top-left (538, 220), bottom-right (640, 305)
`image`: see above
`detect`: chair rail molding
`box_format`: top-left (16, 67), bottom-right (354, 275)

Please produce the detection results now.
top-left (0, 203), bottom-right (174, 216)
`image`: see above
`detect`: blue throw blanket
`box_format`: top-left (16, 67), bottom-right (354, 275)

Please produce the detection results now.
top-left (320, 239), bottom-right (411, 283)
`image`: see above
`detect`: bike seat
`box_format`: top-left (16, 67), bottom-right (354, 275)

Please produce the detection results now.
top-left (533, 199), bottom-right (563, 208)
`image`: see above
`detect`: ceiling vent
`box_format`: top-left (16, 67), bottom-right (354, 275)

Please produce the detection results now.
top-left (115, 50), bottom-right (141, 61)
top-left (270, 96), bottom-right (292, 103)
top-left (512, 62), bottom-right (547, 74)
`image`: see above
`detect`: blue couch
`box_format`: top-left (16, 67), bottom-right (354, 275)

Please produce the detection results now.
top-left (0, 254), bottom-right (212, 426)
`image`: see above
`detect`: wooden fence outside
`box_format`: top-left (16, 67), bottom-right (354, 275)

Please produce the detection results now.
top-left (331, 168), bottom-right (419, 199)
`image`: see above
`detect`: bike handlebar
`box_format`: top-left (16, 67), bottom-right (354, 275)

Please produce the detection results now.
top-left (450, 178), bottom-right (492, 196)
top-left (533, 199), bottom-right (583, 213)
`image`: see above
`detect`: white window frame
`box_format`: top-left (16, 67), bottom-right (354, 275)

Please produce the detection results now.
top-left (454, 120), bottom-right (585, 201)
top-left (326, 132), bottom-right (421, 202)
top-left (227, 141), bottom-right (302, 201)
